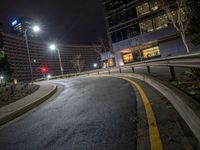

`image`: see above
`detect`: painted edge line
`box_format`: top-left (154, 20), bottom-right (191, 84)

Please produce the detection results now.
top-left (120, 77), bottom-right (163, 150)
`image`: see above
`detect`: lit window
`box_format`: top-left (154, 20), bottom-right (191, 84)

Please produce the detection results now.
top-left (136, 2), bottom-right (150, 17)
top-left (139, 20), bottom-right (154, 33)
top-left (150, 0), bottom-right (159, 11)
top-left (153, 15), bottom-right (168, 30)
top-left (122, 53), bottom-right (134, 63)
top-left (169, 11), bottom-right (178, 22)
top-left (142, 46), bottom-right (160, 58)
top-left (104, 58), bottom-right (114, 67)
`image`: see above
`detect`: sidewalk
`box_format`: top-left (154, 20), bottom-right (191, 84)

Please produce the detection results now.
top-left (129, 77), bottom-right (200, 149)
top-left (0, 82), bottom-right (57, 126)
top-left (0, 84), bottom-right (40, 108)
top-left (110, 73), bottom-right (200, 142)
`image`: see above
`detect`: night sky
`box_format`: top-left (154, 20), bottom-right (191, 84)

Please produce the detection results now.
top-left (0, 0), bottom-right (107, 44)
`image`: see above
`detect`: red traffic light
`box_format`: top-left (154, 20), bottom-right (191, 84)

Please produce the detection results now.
top-left (41, 67), bottom-right (47, 73)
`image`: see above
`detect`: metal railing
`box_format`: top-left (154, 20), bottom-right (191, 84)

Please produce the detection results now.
top-left (38, 52), bottom-right (200, 81)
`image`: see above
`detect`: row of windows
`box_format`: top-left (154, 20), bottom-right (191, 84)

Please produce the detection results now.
top-left (107, 0), bottom-right (159, 28)
top-left (2, 34), bottom-right (100, 81)
top-left (136, 0), bottom-right (158, 17)
top-left (111, 14), bottom-right (169, 43)
top-left (105, 0), bottom-right (135, 13)
top-left (108, 7), bottom-right (137, 27)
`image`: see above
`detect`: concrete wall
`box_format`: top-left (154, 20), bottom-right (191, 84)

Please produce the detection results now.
top-left (159, 37), bottom-right (200, 57)
top-left (112, 27), bottom-right (178, 53)
top-left (111, 27), bottom-right (200, 66)
top-left (159, 38), bottom-right (187, 57)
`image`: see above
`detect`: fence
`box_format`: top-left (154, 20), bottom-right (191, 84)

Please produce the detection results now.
top-left (37, 52), bottom-right (200, 81)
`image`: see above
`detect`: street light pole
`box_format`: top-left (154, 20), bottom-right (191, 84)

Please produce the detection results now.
top-left (49, 44), bottom-right (64, 76)
top-left (24, 29), bottom-right (34, 83)
top-left (56, 48), bottom-right (64, 75)
top-left (24, 25), bottom-right (40, 83)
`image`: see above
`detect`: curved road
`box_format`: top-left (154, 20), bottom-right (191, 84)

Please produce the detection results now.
top-left (0, 76), bottom-right (137, 150)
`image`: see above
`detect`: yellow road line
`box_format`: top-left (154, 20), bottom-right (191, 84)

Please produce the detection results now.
top-left (120, 77), bottom-right (163, 150)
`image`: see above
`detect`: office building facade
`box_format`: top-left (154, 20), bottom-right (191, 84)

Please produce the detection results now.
top-left (0, 32), bottom-right (99, 82)
top-left (102, 0), bottom-right (199, 66)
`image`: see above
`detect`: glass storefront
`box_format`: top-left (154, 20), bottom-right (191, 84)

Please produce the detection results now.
top-left (121, 46), bottom-right (160, 64)
top-left (142, 46), bottom-right (160, 59)
top-left (122, 53), bottom-right (134, 63)
top-left (103, 58), bottom-right (114, 68)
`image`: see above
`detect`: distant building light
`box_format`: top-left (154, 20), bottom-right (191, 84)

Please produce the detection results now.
top-left (119, 61), bottom-right (124, 66)
top-left (12, 20), bottom-right (18, 26)
top-left (93, 63), bottom-right (98, 68)
top-left (47, 75), bottom-right (51, 79)
top-left (0, 76), bottom-right (4, 80)
top-left (13, 79), bottom-right (18, 85)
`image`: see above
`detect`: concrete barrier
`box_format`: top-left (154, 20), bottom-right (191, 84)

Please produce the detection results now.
top-left (114, 73), bottom-right (200, 142)
top-left (0, 83), bottom-right (57, 126)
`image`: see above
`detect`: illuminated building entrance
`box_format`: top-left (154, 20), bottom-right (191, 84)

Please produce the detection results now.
top-left (121, 46), bottom-right (161, 64)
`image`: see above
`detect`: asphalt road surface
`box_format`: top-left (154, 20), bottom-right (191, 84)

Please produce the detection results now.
top-left (0, 76), bottom-right (137, 150)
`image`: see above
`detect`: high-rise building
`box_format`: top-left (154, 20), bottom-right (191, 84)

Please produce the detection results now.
top-left (10, 17), bottom-right (33, 35)
top-left (0, 32), bottom-right (100, 82)
top-left (102, 0), bottom-right (199, 66)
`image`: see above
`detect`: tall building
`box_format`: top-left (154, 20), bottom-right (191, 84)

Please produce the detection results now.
top-left (10, 17), bottom-right (34, 35)
top-left (102, 0), bottom-right (199, 66)
top-left (0, 32), bottom-right (100, 82)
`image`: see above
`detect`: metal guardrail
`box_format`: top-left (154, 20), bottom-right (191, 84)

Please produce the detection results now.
top-left (37, 52), bottom-right (200, 82)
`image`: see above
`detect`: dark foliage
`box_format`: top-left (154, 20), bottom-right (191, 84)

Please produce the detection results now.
top-left (0, 55), bottom-right (13, 80)
top-left (190, 0), bottom-right (200, 45)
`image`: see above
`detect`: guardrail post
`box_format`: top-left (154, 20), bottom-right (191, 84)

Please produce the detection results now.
top-left (108, 69), bottom-right (110, 74)
top-left (98, 71), bottom-right (99, 75)
top-left (147, 66), bottom-right (151, 74)
top-left (119, 68), bottom-right (122, 73)
top-left (169, 66), bottom-right (176, 81)
top-left (132, 67), bottom-right (135, 73)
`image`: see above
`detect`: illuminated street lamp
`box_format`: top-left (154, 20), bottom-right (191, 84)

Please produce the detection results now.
top-left (93, 63), bottom-right (98, 68)
top-left (49, 44), bottom-right (64, 75)
top-left (0, 76), bottom-right (4, 85)
top-left (47, 74), bottom-right (51, 79)
top-left (32, 25), bottom-right (40, 32)
top-left (24, 25), bottom-right (41, 83)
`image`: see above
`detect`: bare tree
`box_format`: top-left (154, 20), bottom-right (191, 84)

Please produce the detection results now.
top-left (93, 37), bottom-right (113, 68)
top-left (159, 0), bottom-right (193, 53)
top-left (70, 54), bottom-right (85, 73)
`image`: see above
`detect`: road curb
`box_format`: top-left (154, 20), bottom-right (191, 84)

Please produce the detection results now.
top-left (112, 73), bottom-right (200, 142)
top-left (0, 84), bottom-right (57, 126)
